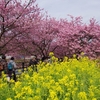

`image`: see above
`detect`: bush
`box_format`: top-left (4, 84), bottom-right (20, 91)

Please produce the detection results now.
top-left (0, 56), bottom-right (100, 100)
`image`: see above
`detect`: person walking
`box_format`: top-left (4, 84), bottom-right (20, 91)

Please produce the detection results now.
top-left (29, 56), bottom-right (38, 72)
top-left (7, 57), bottom-right (17, 81)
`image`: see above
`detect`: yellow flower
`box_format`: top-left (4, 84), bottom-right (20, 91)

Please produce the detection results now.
top-left (54, 97), bottom-right (59, 100)
top-left (73, 54), bottom-right (77, 58)
top-left (56, 85), bottom-right (63, 93)
top-left (13, 81), bottom-right (21, 90)
top-left (27, 87), bottom-right (33, 95)
top-left (21, 86), bottom-right (33, 95)
top-left (74, 87), bottom-right (78, 91)
top-left (72, 90), bottom-right (75, 96)
top-left (0, 83), bottom-right (6, 88)
top-left (81, 52), bottom-right (85, 56)
top-left (50, 79), bottom-right (55, 85)
top-left (28, 67), bottom-right (33, 72)
top-left (67, 69), bottom-right (71, 73)
top-left (69, 81), bottom-right (74, 88)
top-left (89, 91), bottom-right (94, 97)
top-left (65, 93), bottom-right (70, 97)
top-left (49, 89), bottom-right (57, 99)
top-left (6, 98), bottom-right (12, 100)
top-left (9, 79), bottom-right (15, 83)
top-left (51, 56), bottom-right (56, 61)
top-left (78, 92), bottom-right (87, 100)
top-left (33, 96), bottom-right (40, 100)
top-left (69, 74), bottom-right (76, 79)
top-left (24, 74), bottom-right (30, 80)
top-left (15, 93), bottom-right (22, 99)
top-left (64, 98), bottom-right (70, 100)
top-left (92, 98), bottom-right (97, 100)
top-left (49, 52), bottom-right (54, 56)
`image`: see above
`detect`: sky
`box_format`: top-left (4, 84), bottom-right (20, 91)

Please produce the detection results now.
top-left (35, 0), bottom-right (100, 23)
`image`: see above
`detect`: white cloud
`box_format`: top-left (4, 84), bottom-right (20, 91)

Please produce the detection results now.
top-left (36, 0), bottom-right (100, 23)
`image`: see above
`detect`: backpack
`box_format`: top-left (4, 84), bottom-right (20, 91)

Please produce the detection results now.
top-left (8, 62), bottom-right (13, 70)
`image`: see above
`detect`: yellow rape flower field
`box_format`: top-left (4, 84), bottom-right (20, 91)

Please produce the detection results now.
top-left (0, 56), bottom-right (100, 100)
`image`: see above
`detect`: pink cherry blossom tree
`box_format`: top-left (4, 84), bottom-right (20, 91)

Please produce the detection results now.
top-left (18, 16), bottom-right (60, 60)
top-left (16, 16), bottom-right (100, 59)
top-left (56, 17), bottom-right (100, 58)
top-left (0, 0), bottom-right (99, 59)
top-left (0, 0), bottom-right (41, 55)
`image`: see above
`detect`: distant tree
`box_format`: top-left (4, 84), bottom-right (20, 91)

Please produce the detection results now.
top-left (16, 16), bottom-right (100, 59)
top-left (22, 16), bottom-right (60, 59)
top-left (56, 17), bottom-right (100, 58)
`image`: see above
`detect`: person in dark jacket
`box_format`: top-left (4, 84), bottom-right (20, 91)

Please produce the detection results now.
top-left (0, 55), bottom-right (7, 77)
top-left (29, 56), bottom-right (38, 72)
